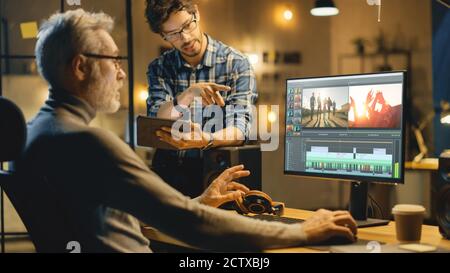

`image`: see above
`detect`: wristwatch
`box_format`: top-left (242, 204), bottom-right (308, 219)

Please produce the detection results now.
top-left (202, 132), bottom-right (214, 151)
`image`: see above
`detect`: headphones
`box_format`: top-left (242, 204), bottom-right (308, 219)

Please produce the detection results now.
top-left (219, 190), bottom-right (285, 216)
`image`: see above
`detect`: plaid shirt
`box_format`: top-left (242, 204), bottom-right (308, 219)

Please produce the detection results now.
top-left (146, 35), bottom-right (257, 139)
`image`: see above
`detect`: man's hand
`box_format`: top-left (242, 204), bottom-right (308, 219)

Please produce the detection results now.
top-left (178, 82), bottom-right (231, 107)
top-left (156, 122), bottom-right (210, 150)
top-left (197, 165), bottom-right (251, 208)
top-left (302, 209), bottom-right (358, 244)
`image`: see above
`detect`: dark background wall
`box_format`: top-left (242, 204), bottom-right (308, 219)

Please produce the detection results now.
top-left (432, 1), bottom-right (450, 156)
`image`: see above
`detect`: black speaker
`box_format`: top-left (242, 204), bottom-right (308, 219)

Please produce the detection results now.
top-left (203, 145), bottom-right (261, 191)
top-left (436, 151), bottom-right (450, 239)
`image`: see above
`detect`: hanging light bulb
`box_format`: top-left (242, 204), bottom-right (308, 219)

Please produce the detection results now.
top-left (367, 0), bottom-right (382, 22)
top-left (283, 9), bottom-right (294, 21)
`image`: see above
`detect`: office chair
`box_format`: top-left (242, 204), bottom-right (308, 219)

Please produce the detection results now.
top-left (0, 97), bottom-right (27, 252)
top-left (0, 97), bottom-right (80, 253)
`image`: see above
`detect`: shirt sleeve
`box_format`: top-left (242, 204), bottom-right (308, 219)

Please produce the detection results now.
top-left (89, 129), bottom-right (307, 252)
top-left (225, 57), bottom-right (258, 140)
top-left (146, 60), bottom-right (173, 117)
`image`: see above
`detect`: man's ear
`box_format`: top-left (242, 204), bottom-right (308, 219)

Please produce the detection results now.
top-left (72, 55), bottom-right (88, 81)
top-left (194, 5), bottom-right (200, 21)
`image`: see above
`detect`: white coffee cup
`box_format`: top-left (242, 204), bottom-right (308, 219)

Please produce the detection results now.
top-left (392, 204), bottom-right (426, 243)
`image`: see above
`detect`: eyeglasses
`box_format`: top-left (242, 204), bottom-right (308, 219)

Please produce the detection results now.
top-left (81, 53), bottom-right (124, 71)
top-left (162, 14), bottom-right (198, 42)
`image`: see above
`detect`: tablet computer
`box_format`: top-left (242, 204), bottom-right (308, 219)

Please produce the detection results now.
top-left (136, 116), bottom-right (179, 150)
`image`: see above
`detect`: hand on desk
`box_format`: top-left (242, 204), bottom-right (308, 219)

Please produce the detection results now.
top-left (303, 209), bottom-right (358, 244)
top-left (197, 165), bottom-right (250, 208)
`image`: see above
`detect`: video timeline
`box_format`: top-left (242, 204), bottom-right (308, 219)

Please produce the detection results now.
top-left (304, 140), bottom-right (400, 179)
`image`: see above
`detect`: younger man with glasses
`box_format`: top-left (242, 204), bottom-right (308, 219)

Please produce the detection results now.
top-left (145, 0), bottom-right (258, 197)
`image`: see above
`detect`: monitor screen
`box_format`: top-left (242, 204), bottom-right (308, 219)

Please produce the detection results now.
top-left (284, 72), bottom-right (406, 184)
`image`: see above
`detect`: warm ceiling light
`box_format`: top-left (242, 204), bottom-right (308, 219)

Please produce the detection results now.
top-left (311, 0), bottom-right (339, 16)
top-left (268, 111), bottom-right (278, 124)
top-left (139, 90), bottom-right (149, 101)
top-left (283, 9), bottom-right (293, 21)
top-left (246, 53), bottom-right (259, 65)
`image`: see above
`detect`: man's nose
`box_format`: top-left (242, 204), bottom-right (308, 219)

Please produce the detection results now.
top-left (180, 31), bottom-right (190, 42)
top-left (118, 68), bottom-right (127, 80)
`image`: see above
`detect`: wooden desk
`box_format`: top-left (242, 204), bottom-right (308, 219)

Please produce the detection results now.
top-left (142, 208), bottom-right (450, 253)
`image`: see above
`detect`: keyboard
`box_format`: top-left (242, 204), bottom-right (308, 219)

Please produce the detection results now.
top-left (246, 215), bottom-right (388, 228)
top-left (245, 214), bottom-right (305, 224)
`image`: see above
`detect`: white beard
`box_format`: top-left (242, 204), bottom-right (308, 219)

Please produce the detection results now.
top-left (86, 63), bottom-right (122, 114)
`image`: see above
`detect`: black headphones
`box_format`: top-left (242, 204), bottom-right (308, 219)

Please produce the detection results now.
top-left (219, 190), bottom-right (285, 216)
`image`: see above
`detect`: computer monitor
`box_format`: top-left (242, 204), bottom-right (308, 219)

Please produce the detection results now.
top-left (284, 71), bottom-right (406, 227)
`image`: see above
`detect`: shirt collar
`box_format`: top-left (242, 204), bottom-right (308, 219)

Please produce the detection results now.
top-left (47, 89), bottom-right (96, 125)
top-left (202, 34), bottom-right (216, 68)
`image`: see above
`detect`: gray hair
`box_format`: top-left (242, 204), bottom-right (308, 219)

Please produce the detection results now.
top-left (35, 9), bottom-right (114, 89)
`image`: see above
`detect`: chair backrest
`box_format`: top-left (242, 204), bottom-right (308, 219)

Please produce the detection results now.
top-left (0, 97), bottom-right (27, 162)
top-left (0, 96), bottom-right (28, 251)
top-left (0, 97), bottom-right (70, 252)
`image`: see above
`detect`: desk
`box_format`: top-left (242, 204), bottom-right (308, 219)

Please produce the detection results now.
top-left (141, 208), bottom-right (450, 253)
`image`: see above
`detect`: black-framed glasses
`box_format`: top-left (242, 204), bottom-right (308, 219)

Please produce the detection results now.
top-left (162, 14), bottom-right (199, 42)
top-left (81, 53), bottom-right (125, 71)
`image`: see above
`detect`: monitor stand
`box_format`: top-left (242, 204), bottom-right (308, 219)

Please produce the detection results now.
top-left (349, 181), bottom-right (390, 228)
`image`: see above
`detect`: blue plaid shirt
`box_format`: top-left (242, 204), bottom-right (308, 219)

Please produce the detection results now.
top-left (146, 35), bottom-right (257, 139)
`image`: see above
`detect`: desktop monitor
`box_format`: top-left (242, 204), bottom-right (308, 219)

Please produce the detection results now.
top-left (284, 71), bottom-right (406, 227)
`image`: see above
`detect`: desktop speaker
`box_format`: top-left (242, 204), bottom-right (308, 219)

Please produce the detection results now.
top-left (202, 145), bottom-right (262, 191)
top-left (436, 151), bottom-right (450, 239)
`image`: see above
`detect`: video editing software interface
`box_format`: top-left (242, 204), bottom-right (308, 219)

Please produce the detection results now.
top-left (285, 72), bottom-right (404, 182)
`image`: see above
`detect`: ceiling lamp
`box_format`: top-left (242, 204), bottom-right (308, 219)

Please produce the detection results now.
top-left (311, 0), bottom-right (339, 17)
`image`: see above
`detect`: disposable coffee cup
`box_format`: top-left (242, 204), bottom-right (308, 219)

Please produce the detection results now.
top-left (392, 204), bottom-right (426, 243)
